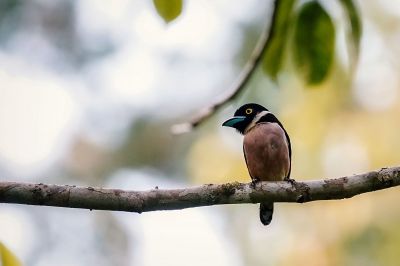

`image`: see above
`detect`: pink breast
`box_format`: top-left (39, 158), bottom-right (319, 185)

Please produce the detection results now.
top-left (243, 123), bottom-right (290, 181)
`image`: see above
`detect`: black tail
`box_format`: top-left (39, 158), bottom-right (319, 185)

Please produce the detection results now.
top-left (259, 203), bottom-right (274, 225)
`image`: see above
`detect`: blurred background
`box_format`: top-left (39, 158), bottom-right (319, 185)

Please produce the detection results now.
top-left (0, 0), bottom-right (400, 265)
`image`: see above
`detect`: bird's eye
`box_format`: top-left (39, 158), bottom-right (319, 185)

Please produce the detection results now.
top-left (245, 108), bottom-right (253, 115)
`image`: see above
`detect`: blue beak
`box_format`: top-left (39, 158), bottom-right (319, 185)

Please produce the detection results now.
top-left (222, 116), bottom-right (246, 128)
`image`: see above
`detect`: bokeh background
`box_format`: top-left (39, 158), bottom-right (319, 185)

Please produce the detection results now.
top-left (1, 0), bottom-right (400, 265)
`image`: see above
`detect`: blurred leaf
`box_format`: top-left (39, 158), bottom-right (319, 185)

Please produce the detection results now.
top-left (153, 0), bottom-right (183, 23)
top-left (342, 225), bottom-right (385, 265)
top-left (294, 1), bottom-right (335, 85)
top-left (0, 0), bottom-right (21, 40)
top-left (0, 0), bottom-right (19, 20)
top-left (0, 242), bottom-right (21, 266)
top-left (339, 0), bottom-right (362, 58)
top-left (262, 0), bottom-right (296, 80)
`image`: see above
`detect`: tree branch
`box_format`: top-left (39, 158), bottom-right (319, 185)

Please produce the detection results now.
top-left (1, 167), bottom-right (399, 213)
top-left (171, 1), bottom-right (281, 134)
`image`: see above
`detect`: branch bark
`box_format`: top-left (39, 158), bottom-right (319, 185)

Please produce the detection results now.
top-left (171, 1), bottom-right (281, 133)
top-left (1, 167), bottom-right (399, 213)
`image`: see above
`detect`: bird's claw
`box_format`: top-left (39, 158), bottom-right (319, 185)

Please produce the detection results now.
top-left (250, 179), bottom-right (260, 189)
top-left (284, 178), bottom-right (296, 185)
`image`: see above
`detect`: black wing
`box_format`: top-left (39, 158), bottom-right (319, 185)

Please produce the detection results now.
top-left (280, 124), bottom-right (292, 179)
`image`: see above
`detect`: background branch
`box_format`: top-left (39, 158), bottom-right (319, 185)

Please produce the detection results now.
top-left (171, 1), bottom-right (281, 133)
top-left (1, 167), bottom-right (399, 213)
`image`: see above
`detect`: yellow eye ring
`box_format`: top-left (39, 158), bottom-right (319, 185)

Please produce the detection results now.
top-left (245, 108), bottom-right (253, 115)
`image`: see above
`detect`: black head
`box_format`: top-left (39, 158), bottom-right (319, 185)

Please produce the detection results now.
top-left (222, 103), bottom-right (269, 134)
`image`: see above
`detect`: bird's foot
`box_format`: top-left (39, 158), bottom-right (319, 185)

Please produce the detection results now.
top-left (284, 178), bottom-right (296, 186)
top-left (250, 179), bottom-right (260, 189)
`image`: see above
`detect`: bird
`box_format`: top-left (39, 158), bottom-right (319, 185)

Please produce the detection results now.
top-left (222, 103), bottom-right (292, 225)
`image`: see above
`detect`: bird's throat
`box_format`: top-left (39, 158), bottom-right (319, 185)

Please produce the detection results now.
top-left (244, 110), bottom-right (270, 134)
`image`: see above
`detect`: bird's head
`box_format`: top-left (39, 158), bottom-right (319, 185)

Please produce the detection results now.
top-left (222, 103), bottom-right (269, 134)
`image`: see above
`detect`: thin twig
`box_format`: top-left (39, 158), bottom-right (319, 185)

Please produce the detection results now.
top-left (171, 1), bottom-right (280, 134)
top-left (1, 167), bottom-right (399, 213)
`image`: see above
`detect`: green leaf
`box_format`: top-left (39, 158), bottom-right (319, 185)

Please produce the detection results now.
top-left (0, 242), bottom-right (22, 266)
top-left (294, 1), bottom-right (336, 85)
top-left (153, 0), bottom-right (183, 23)
top-left (262, 0), bottom-right (297, 80)
top-left (338, 0), bottom-right (362, 58)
